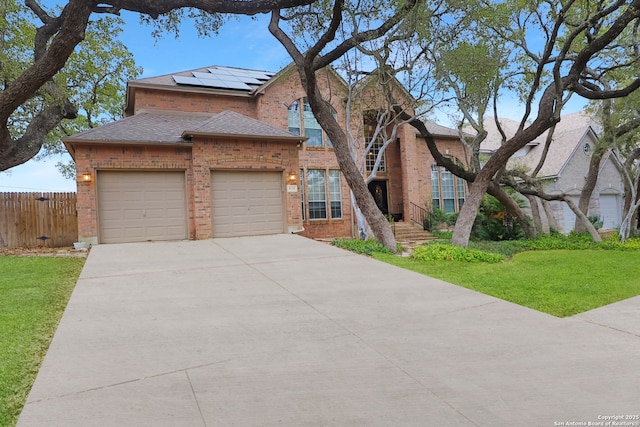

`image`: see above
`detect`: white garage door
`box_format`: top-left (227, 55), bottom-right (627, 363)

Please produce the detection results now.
top-left (599, 194), bottom-right (621, 230)
top-left (98, 171), bottom-right (187, 243)
top-left (211, 171), bottom-right (284, 237)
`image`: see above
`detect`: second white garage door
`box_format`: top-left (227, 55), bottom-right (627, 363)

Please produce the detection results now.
top-left (211, 171), bottom-right (284, 237)
top-left (599, 194), bottom-right (621, 230)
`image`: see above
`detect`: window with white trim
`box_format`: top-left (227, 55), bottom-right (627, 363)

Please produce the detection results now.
top-left (365, 138), bottom-right (387, 172)
top-left (431, 161), bottom-right (466, 213)
top-left (301, 169), bottom-right (343, 220)
top-left (329, 170), bottom-right (342, 219)
top-left (288, 97), bottom-right (336, 148)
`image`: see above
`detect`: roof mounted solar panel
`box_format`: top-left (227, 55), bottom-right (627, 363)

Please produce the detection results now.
top-left (173, 66), bottom-right (274, 91)
top-left (173, 75), bottom-right (201, 85)
top-left (221, 80), bottom-right (253, 90)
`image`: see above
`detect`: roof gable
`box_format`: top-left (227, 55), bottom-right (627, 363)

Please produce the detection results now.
top-left (481, 111), bottom-right (600, 178)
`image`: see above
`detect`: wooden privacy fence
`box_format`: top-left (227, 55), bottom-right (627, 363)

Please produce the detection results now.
top-left (0, 192), bottom-right (78, 248)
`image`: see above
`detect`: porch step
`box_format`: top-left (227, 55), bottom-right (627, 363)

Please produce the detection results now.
top-left (392, 221), bottom-right (436, 245)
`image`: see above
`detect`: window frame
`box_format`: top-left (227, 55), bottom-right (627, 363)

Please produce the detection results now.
top-left (288, 97), bottom-right (336, 149)
top-left (431, 160), bottom-right (466, 214)
top-left (300, 169), bottom-right (343, 221)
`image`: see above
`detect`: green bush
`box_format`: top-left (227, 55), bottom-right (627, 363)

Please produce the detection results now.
top-left (332, 238), bottom-right (395, 255)
top-left (471, 195), bottom-right (524, 241)
top-left (431, 229), bottom-right (453, 239)
top-left (599, 232), bottom-right (640, 251)
top-left (412, 243), bottom-right (505, 263)
top-left (515, 232), bottom-right (599, 250)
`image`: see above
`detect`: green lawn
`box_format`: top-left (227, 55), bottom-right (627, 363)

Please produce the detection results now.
top-left (374, 249), bottom-right (640, 317)
top-left (0, 256), bottom-right (85, 427)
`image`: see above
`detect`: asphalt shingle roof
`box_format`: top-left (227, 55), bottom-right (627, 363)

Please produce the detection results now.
top-left (64, 110), bottom-right (302, 145)
top-left (64, 112), bottom-right (212, 144)
top-left (184, 111), bottom-right (301, 139)
top-left (477, 111), bottom-right (597, 178)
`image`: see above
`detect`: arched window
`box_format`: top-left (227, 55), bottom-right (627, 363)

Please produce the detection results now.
top-left (288, 97), bottom-right (336, 148)
top-left (431, 161), bottom-right (466, 213)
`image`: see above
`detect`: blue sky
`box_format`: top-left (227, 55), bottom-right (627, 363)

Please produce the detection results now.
top-left (0, 8), bottom-right (587, 193)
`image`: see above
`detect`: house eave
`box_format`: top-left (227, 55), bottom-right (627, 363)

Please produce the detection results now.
top-left (183, 131), bottom-right (306, 143)
top-left (63, 138), bottom-right (193, 150)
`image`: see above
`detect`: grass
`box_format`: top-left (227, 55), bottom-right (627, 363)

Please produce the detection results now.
top-left (373, 249), bottom-right (640, 317)
top-left (0, 256), bottom-right (85, 427)
top-left (333, 234), bottom-right (640, 318)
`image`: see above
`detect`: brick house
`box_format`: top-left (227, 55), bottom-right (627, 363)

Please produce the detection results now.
top-left (64, 64), bottom-right (468, 245)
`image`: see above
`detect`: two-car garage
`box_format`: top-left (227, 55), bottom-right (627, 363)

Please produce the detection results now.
top-left (97, 170), bottom-right (285, 244)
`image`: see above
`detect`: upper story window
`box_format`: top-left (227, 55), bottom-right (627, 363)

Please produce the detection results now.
top-left (431, 159), bottom-right (466, 214)
top-left (363, 110), bottom-right (387, 173)
top-left (365, 138), bottom-right (386, 173)
top-left (288, 97), bottom-right (336, 148)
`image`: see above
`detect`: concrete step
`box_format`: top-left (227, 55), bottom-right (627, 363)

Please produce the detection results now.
top-left (392, 222), bottom-right (435, 243)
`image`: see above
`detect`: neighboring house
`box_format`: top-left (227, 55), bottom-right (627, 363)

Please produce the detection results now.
top-left (64, 64), bottom-right (468, 245)
top-left (480, 111), bottom-right (624, 233)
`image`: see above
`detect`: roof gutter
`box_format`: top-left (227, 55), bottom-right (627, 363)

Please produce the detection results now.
top-left (182, 131), bottom-right (306, 143)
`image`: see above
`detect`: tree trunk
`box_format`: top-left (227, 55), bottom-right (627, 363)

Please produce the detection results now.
top-left (525, 194), bottom-right (545, 233)
top-left (541, 199), bottom-right (559, 232)
top-left (452, 172), bottom-right (492, 246)
top-left (351, 191), bottom-right (369, 240)
top-left (574, 148), bottom-right (604, 232)
top-left (564, 197), bottom-right (601, 242)
top-left (488, 184), bottom-right (536, 239)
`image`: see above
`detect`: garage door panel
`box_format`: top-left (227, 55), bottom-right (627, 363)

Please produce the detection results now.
top-left (599, 194), bottom-right (621, 230)
top-left (211, 171), bottom-right (284, 238)
top-left (98, 171), bottom-right (187, 243)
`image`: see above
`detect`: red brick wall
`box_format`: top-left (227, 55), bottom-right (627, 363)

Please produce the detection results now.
top-left (73, 138), bottom-right (301, 244)
top-left (191, 136), bottom-right (301, 237)
top-left (134, 88), bottom-right (257, 117)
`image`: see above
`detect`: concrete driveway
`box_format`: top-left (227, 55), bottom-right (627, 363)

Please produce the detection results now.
top-left (18, 235), bottom-right (640, 426)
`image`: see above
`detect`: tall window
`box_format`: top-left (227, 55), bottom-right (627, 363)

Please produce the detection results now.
top-left (307, 169), bottom-right (327, 219)
top-left (301, 169), bottom-right (343, 220)
top-left (363, 110), bottom-right (387, 173)
top-left (288, 98), bottom-right (336, 148)
top-left (365, 138), bottom-right (387, 172)
top-left (329, 170), bottom-right (342, 219)
top-left (299, 169), bottom-right (305, 221)
top-left (431, 162), bottom-right (466, 213)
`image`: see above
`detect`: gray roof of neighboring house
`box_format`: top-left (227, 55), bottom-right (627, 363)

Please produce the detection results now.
top-left (477, 111), bottom-right (598, 178)
top-left (418, 121), bottom-right (464, 139)
top-left (64, 110), bottom-right (302, 146)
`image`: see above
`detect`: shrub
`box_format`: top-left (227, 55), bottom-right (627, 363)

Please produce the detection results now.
top-left (332, 238), bottom-right (395, 255)
top-left (431, 229), bottom-right (453, 239)
top-left (412, 243), bottom-right (505, 263)
top-left (600, 232), bottom-right (640, 251)
top-left (514, 232), bottom-right (599, 251)
top-left (471, 195), bottom-right (524, 241)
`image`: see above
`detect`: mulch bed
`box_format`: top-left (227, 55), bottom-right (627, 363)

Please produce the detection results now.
top-left (0, 246), bottom-right (89, 258)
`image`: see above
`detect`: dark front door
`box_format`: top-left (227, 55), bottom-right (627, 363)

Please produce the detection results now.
top-left (368, 180), bottom-right (389, 215)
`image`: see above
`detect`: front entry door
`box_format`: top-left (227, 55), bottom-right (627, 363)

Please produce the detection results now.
top-left (368, 180), bottom-right (389, 215)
